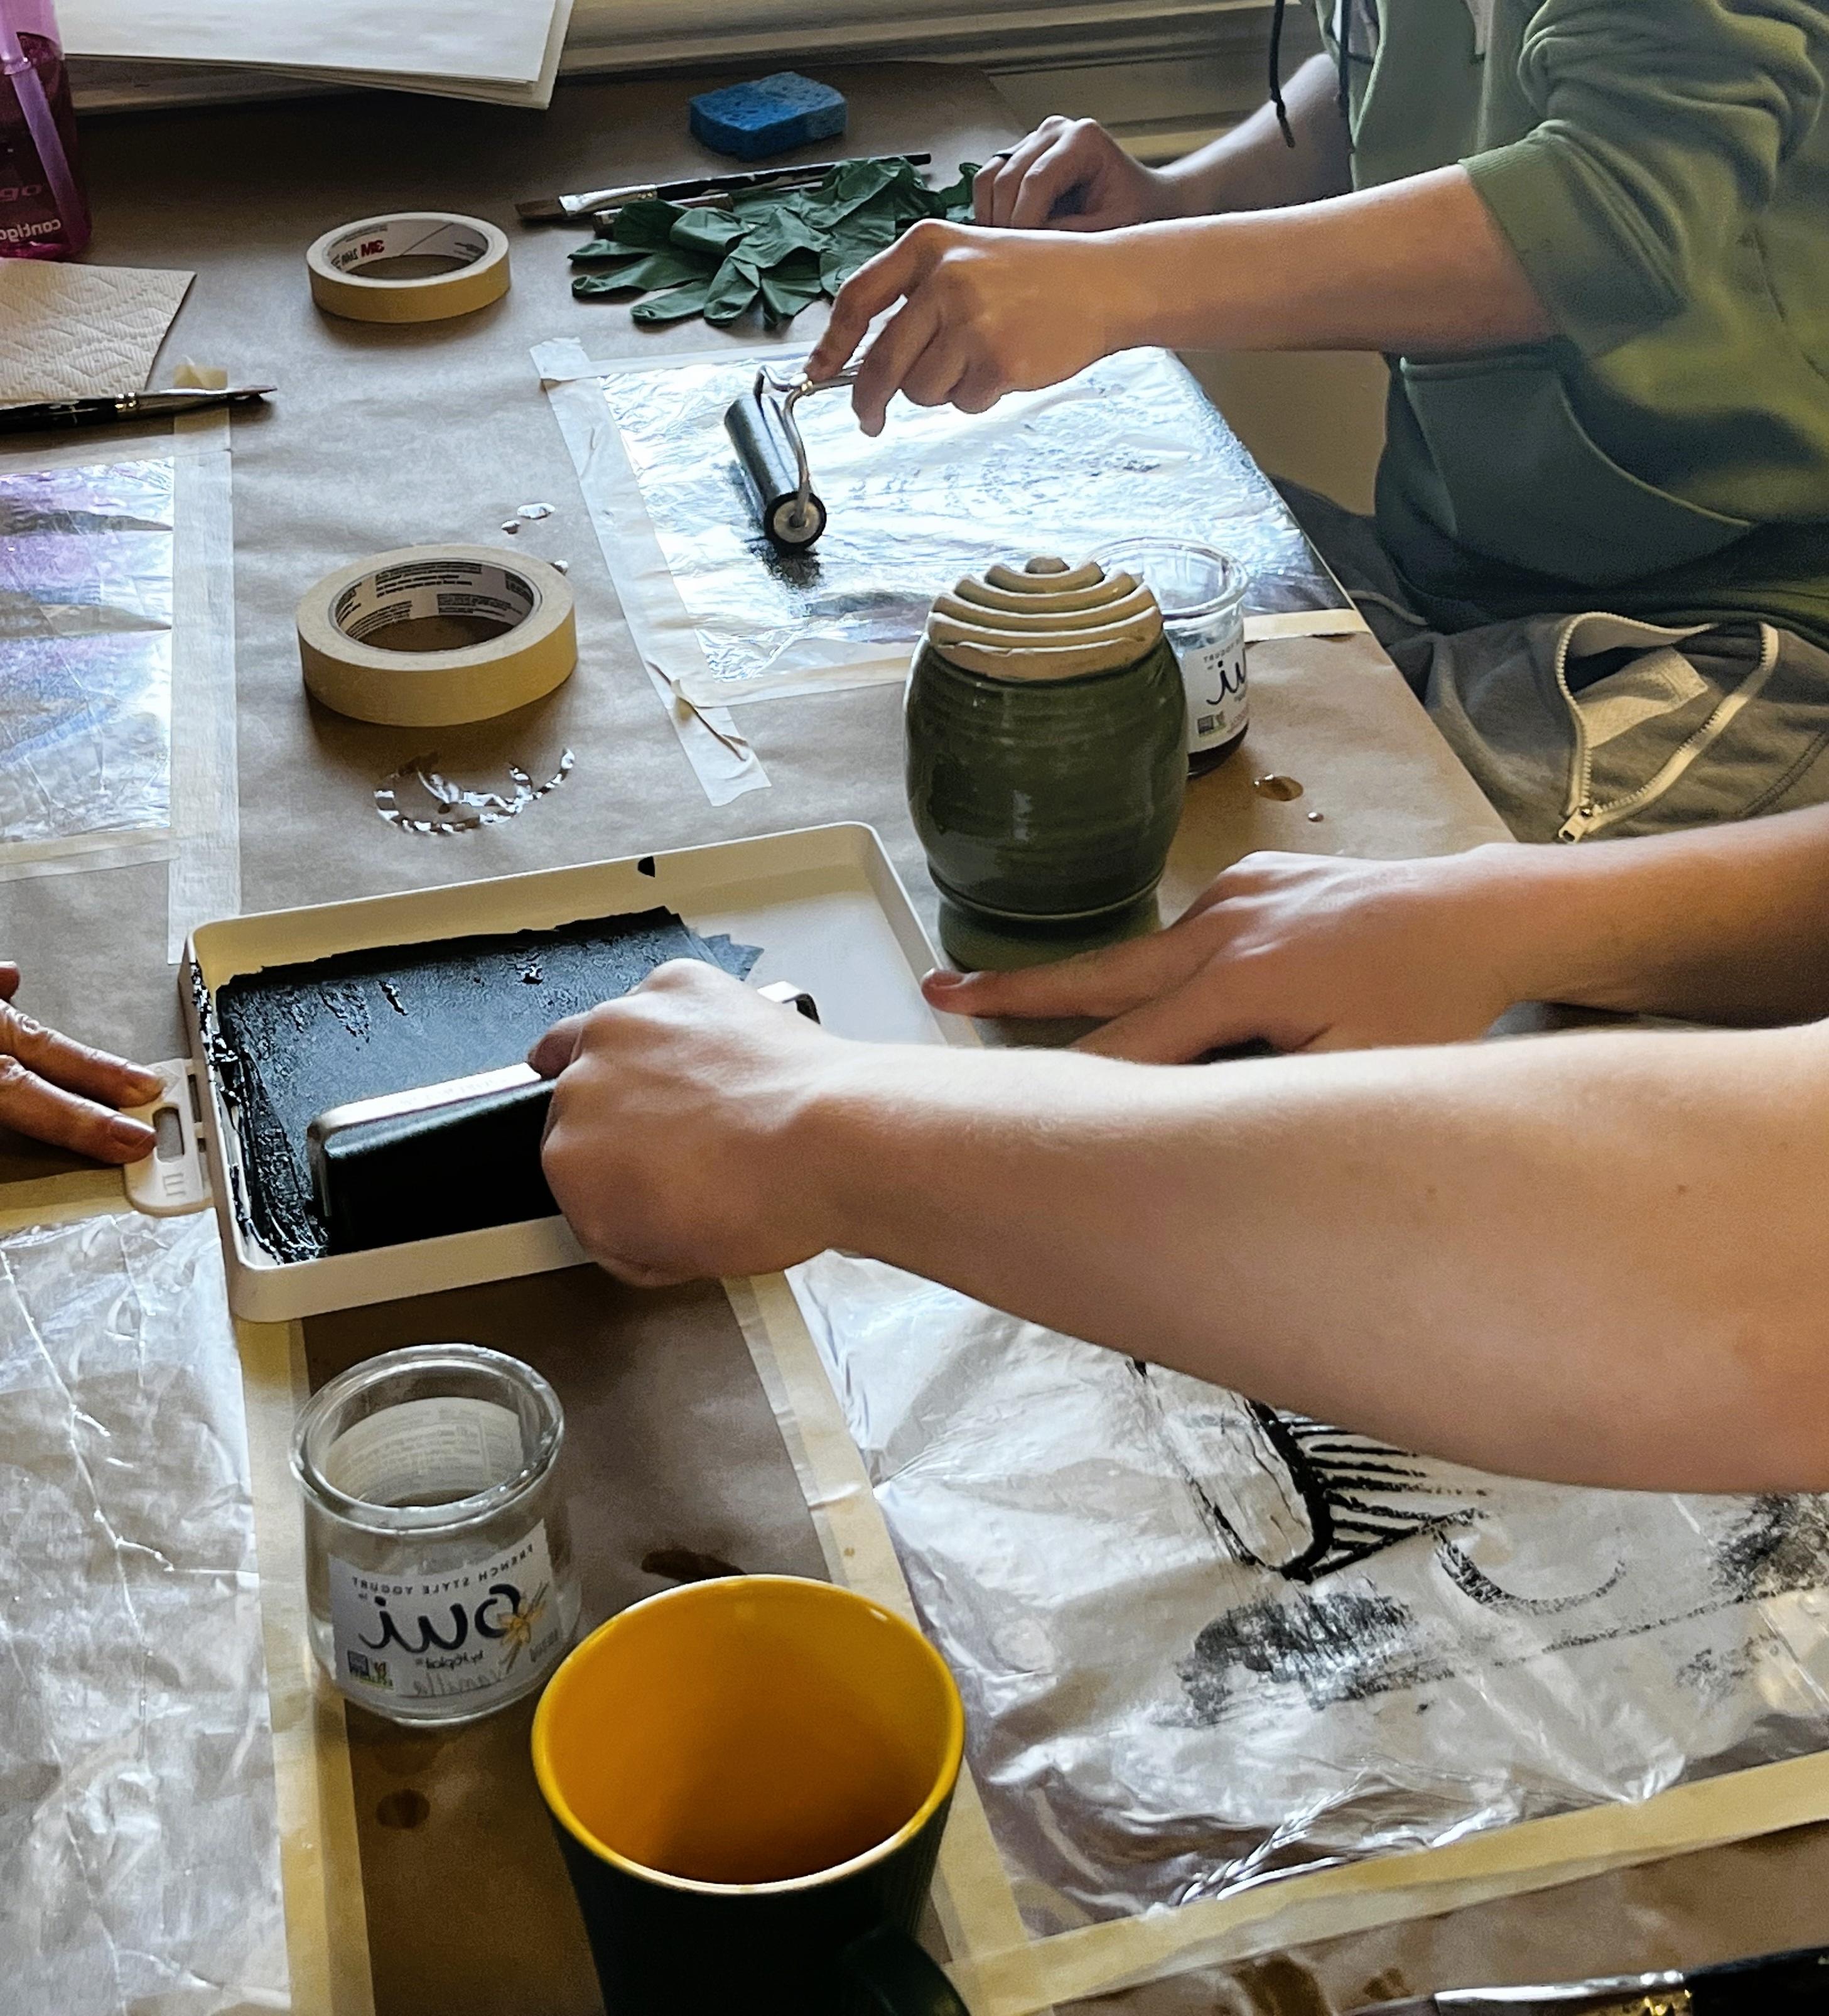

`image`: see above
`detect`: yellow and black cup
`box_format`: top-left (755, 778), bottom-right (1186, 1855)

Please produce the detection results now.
top-left (532, 1575), bottom-right (969, 2015)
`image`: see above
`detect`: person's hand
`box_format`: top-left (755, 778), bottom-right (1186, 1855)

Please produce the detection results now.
top-left (974, 119), bottom-right (1187, 230)
top-left (0, 963), bottom-right (162, 1161)
top-left (532, 962), bottom-right (855, 1286)
top-left (805, 220), bottom-right (1122, 435)
top-left (922, 848), bottom-right (1539, 1058)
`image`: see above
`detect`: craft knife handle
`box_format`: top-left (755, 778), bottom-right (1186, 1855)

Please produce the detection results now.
top-left (566, 150), bottom-right (936, 222)
top-left (1405, 1940), bottom-right (1829, 2016)
top-left (0, 387), bottom-right (272, 434)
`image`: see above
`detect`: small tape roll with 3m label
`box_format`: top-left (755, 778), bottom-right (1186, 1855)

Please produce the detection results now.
top-left (305, 211), bottom-right (510, 324)
top-left (296, 545), bottom-right (577, 727)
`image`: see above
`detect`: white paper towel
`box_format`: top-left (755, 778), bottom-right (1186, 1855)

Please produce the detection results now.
top-left (0, 261), bottom-right (192, 403)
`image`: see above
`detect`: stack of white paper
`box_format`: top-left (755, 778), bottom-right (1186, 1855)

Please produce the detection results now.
top-left (59, 0), bottom-right (573, 109)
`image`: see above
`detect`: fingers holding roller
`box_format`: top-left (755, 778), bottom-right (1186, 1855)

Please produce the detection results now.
top-left (806, 226), bottom-right (937, 386)
top-left (529, 1012), bottom-right (588, 1080)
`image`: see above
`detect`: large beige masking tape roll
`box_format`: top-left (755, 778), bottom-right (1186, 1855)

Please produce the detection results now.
top-left (297, 546), bottom-right (576, 727)
top-left (305, 212), bottom-right (510, 323)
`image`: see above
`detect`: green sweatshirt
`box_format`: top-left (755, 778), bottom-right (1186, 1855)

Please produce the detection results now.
top-left (1326, 0), bottom-right (1829, 649)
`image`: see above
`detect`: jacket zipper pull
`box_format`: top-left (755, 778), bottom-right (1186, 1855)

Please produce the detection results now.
top-left (1557, 802), bottom-right (1597, 843)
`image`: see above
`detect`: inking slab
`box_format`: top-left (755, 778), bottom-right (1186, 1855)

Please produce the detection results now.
top-left (213, 908), bottom-right (758, 1264)
top-left (182, 823), bottom-right (973, 1320)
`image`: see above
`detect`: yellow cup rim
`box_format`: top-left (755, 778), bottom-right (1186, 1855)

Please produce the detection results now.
top-left (531, 1574), bottom-right (965, 1897)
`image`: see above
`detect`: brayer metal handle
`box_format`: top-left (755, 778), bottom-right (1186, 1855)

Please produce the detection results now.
top-left (305, 982), bottom-right (820, 1217)
top-left (757, 978), bottom-right (821, 1022)
top-left (755, 363), bottom-right (863, 544)
top-left (307, 1062), bottom-right (542, 1150)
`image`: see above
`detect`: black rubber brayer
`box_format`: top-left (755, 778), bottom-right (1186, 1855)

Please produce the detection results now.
top-left (307, 1063), bottom-right (556, 1254)
top-left (303, 984), bottom-right (819, 1255)
top-left (724, 376), bottom-right (829, 548)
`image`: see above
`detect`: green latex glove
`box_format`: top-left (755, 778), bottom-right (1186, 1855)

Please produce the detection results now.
top-left (569, 158), bottom-right (978, 330)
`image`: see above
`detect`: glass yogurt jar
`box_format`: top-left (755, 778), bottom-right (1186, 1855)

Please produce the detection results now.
top-left (1099, 539), bottom-right (1249, 774)
top-left (292, 1343), bottom-right (580, 1726)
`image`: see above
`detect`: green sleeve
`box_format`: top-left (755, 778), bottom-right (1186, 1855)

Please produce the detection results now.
top-left (1462, 0), bottom-right (1823, 357)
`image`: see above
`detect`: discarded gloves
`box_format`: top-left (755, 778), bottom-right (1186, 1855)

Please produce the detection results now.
top-left (569, 156), bottom-right (977, 327)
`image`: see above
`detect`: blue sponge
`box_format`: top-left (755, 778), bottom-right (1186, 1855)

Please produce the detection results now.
top-left (689, 73), bottom-right (848, 162)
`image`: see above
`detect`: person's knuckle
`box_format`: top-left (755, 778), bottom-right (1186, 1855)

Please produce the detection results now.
top-left (0, 1053), bottom-right (30, 1092)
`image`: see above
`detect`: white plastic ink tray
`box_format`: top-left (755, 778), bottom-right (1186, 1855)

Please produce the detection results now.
top-left (172, 823), bottom-right (968, 1322)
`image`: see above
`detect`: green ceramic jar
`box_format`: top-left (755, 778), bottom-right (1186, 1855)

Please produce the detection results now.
top-left (905, 556), bottom-right (1187, 968)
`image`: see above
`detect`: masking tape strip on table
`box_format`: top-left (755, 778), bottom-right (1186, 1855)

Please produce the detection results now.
top-left (534, 338), bottom-right (772, 808)
top-left (305, 212), bottom-right (510, 325)
top-left (239, 1311), bottom-right (377, 2016)
top-left (729, 1272), bottom-right (1054, 2016)
top-left (296, 544), bottom-right (577, 728)
top-left (168, 407), bottom-right (242, 963)
top-left (737, 1264), bottom-right (1829, 2016)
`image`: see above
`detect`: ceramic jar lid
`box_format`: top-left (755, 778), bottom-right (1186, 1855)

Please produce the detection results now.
top-left (924, 556), bottom-right (1165, 682)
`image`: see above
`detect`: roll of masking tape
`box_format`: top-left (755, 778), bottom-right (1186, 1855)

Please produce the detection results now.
top-left (305, 212), bottom-right (510, 324)
top-left (297, 546), bottom-right (576, 727)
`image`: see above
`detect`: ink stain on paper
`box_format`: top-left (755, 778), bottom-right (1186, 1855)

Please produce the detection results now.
top-left (210, 908), bottom-right (762, 1264)
top-left (1716, 1495), bottom-right (1829, 1603)
top-left (642, 1547), bottom-right (747, 1584)
top-left (1435, 1537), bottom-right (1624, 1615)
top-left (374, 1789), bottom-right (431, 1831)
top-left (375, 749), bottom-right (575, 835)
top-left (1129, 1366), bottom-right (1481, 1585)
top-left (1180, 1586), bottom-right (1452, 1720)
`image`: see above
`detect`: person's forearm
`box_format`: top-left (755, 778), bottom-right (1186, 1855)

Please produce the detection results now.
top-left (1463, 811), bottom-right (1829, 1026)
top-left (1098, 164), bottom-right (1552, 354)
top-left (809, 1025), bottom-right (1829, 1493)
top-left (1162, 55), bottom-right (1351, 214)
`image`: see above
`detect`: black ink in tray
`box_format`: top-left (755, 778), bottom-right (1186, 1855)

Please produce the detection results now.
top-left (210, 907), bottom-right (760, 1263)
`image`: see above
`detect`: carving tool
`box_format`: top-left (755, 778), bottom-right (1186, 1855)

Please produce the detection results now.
top-left (723, 362), bottom-right (863, 550)
top-left (0, 386), bottom-right (273, 435)
top-left (306, 982), bottom-right (819, 1254)
top-left (515, 153), bottom-right (931, 225)
top-left (1344, 1941), bottom-right (1829, 2016)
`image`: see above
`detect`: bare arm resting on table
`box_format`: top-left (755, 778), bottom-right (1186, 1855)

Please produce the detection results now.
top-left (933, 803), bottom-right (1829, 1055)
top-left (532, 960), bottom-right (1829, 1499)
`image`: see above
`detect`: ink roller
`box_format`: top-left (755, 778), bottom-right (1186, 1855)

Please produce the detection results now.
top-left (723, 363), bottom-right (861, 551)
top-left (305, 982), bottom-right (819, 1254)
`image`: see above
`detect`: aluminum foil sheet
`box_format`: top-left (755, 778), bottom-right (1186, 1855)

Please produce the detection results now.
top-left (0, 1210), bottom-right (289, 2016)
top-left (790, 1252), bottom-right (1829, 1937)
top-left (597, 347), bottom-right (1345, 702)
top-left (0, 457), bottom-right (175, 850)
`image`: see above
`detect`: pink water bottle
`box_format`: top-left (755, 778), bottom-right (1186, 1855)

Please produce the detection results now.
top-left (0, 0), bottom-right (89, 258)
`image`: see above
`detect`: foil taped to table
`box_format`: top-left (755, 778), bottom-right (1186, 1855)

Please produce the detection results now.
top-left (789, 1252), bottom-right (1829, 1938)
top-left (0, 457), bottom-right (175, 859)
top-left (592, 347), bottom-right (1352, 705)
top-left (0, 1209), bottom-right (288, 2016)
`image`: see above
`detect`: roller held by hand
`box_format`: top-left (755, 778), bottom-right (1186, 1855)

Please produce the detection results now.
top-left (306, 980), bottom-right (819, 1254)
top-left (722, 362), bottom-right (861, 550)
